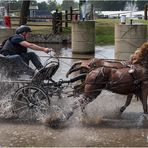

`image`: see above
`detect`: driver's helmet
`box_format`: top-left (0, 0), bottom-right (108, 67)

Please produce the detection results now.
top-left (16, 25), bottom-right (32, 34)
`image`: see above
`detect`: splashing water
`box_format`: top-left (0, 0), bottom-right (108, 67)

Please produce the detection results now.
top-left (136, 114), bottom-right (148, 127)
top-left (0, 73), bottom-right (51, 121)
top-left (124, 1), bottom-right (138, 19)
top-left (79, 113), bottom-right (104, 126)
top-left (80, 2), bottom-right (92, 20)
top-left (124, 1), bottom-right (138, 12)
top-left (0, 80), bottom-right (19, 118)
top-left (42, 105), bottom-right (74, 128)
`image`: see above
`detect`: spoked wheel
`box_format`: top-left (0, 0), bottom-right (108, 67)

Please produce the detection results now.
top-left (12, 85), bottom-right (50, 121)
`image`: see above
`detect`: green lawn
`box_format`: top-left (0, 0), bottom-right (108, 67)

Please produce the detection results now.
top-left (11, 18), bottom-right (148, 44)
top-left (95, 19), bottom-right (148, 45)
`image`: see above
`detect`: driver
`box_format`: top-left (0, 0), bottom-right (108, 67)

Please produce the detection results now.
top-left (1, 25), bottom-right (54, 70)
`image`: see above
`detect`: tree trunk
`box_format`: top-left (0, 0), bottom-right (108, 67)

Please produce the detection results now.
top-left (19, 0), bottom-right (30, 25)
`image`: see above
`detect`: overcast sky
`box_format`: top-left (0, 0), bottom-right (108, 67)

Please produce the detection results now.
top-left (36, 0), bottom-right (79, 4)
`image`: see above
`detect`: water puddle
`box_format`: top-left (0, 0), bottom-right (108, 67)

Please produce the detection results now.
top-left (0, 44), bottom-right (147, 147)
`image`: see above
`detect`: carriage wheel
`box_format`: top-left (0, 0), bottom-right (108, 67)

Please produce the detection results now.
top-left (12, 85), bottom-right (50, 121)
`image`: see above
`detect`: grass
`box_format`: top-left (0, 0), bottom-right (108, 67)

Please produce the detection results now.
top-left (11, 18), bottom-right (148, 44)
top-left (95, 19), bottom-right (148, 45)
top-left (95, 19), bottom-right (118, 45)
top-left (95, 25), bottom-right (114, 45)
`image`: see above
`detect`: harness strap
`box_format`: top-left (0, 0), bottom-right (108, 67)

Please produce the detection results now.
top-left (128, 65), bottom-right (142, 96)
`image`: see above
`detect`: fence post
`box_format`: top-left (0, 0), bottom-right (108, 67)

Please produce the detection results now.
top-left (144, 5), bottom-right (147, 20)
top-left (65, 10), bottom-right (68, 27)
top-left (70, 6), bottom-right (73, 21)
top-left (59, 12), bottom-right (62, 33)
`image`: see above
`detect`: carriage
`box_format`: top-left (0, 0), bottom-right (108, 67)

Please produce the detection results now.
top-left (0, 42), bottom-right (148, 125)
top-left (0, 52), bottom-right (84, 120)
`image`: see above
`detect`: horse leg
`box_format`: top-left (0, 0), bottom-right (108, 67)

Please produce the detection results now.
top-left (71, 91), bottom-right (102, 114)
top-left (71, 96), bottom-right (91, 112)
top-left (79, 96), bottom-right (94, 113)
top-left (120, 94), bottom-right (133, 113)
top-left (140, 90), bottom-right (148, 114)
top-left (136, 87), bottom-right (148, 127)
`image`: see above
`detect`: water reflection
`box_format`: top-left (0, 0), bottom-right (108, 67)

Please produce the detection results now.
top-left (37, 43), bottom-right (114, 59)
top-left (34, 44), bottom-right (114, 80)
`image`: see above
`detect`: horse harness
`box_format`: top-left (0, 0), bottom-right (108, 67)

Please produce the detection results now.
top-left (108, 63), bottom-right (142, 95)
top-left (95, 64), bottom-right (142, 95)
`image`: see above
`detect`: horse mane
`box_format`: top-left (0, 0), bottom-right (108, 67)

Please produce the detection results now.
top-left (131, 42), bottom-right (148, 66)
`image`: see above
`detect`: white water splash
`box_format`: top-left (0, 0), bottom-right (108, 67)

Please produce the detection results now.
top-left (80, 2), bottom-right (92, 20)
top-left (124, 1), bottom-right (138, 19)
top-left (136, 114), bottom-right (148, 127)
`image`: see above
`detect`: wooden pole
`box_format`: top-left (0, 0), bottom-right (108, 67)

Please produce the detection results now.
top-left (144, 5), bottom-right (147, 20)
top-left (65, 10), bottom-right (68, 27)
top-left (70, 6), bottom-right (73, 21)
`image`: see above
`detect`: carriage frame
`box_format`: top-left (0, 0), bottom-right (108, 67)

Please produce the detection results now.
top-left (6, 53), bottom-right (80, 120)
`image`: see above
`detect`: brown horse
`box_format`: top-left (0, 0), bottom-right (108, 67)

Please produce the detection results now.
top-left (47, 42), bottom-right (148, 127)
top-left (66, 54), bottom-right (132, 96)
top-left (66, 58), bottom-right (130, 78)
top-left (72, 42), bottom-right (148, 114)
top-left (77, 65), bottom-right (147, 113)
top-left (67, 58), bottom-right (135, 113)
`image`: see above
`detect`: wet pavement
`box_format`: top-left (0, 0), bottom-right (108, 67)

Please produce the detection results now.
top-left (0, 120), bottom-right (147, 147)
top-left (0, 44), bottom-right (147, 147)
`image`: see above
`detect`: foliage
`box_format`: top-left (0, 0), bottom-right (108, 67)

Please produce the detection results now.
top-left (61, 0), bottom-right (73, 11)
top-left (61, 0), bottom-right (78, 11)
top-left (86, 0), bottom-right (148, 11)
top-left (136, 0), bottom-right (148, 10)
top-left (9, 0), bottom-right (21, 10)
top-left (48, 0), bottom-right (57, 12)
top-left (87, 1), bottom-right (127, 11)
top-left (1, 0), bottom-right (147, 12)
top-left (38, 1), bottom-right (49, 11)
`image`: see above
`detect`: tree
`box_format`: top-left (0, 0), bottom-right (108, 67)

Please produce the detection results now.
top-left (9, 0), bottom-right (21, 10)
top-left (61, 0), bottom-right (75, 11)
top-left (136, 0), bottom-right (148, 10)
top-left (19, 0), bottom-right (30, 25)
top-left (38, 1), bottom-right (49, 10)
top-left (48, 0), bottom-right (57, 12)
top-left (87, 0), bottom-right (127, 11)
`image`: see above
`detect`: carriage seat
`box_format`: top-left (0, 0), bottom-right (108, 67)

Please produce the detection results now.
top-left (31, 61), bottom-right (59, 83)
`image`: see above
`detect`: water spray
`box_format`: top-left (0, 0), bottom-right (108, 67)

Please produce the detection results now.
top-left (124, 1), bottom-right (138, 25)
top-left (79, 0), bottom-right (86, 21)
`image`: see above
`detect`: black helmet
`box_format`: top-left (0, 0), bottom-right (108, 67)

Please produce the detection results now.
top-left (16, 25), bottom-right (32, 34)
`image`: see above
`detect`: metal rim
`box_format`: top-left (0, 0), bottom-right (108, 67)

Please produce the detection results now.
top-left (12, 85), bottom-right (50, 121)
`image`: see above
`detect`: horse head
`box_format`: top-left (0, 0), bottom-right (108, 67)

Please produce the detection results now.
top-left (131, 42), bottom-right (148, 67)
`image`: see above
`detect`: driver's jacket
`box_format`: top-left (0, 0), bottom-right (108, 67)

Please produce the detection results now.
top-left (1, 34), bottom-right (27, 56)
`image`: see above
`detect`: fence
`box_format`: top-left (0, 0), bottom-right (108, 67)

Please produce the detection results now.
top-left (10, 5), bottom-right (94, 33)
top-left (10, 7), bottom-right (79, 33)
